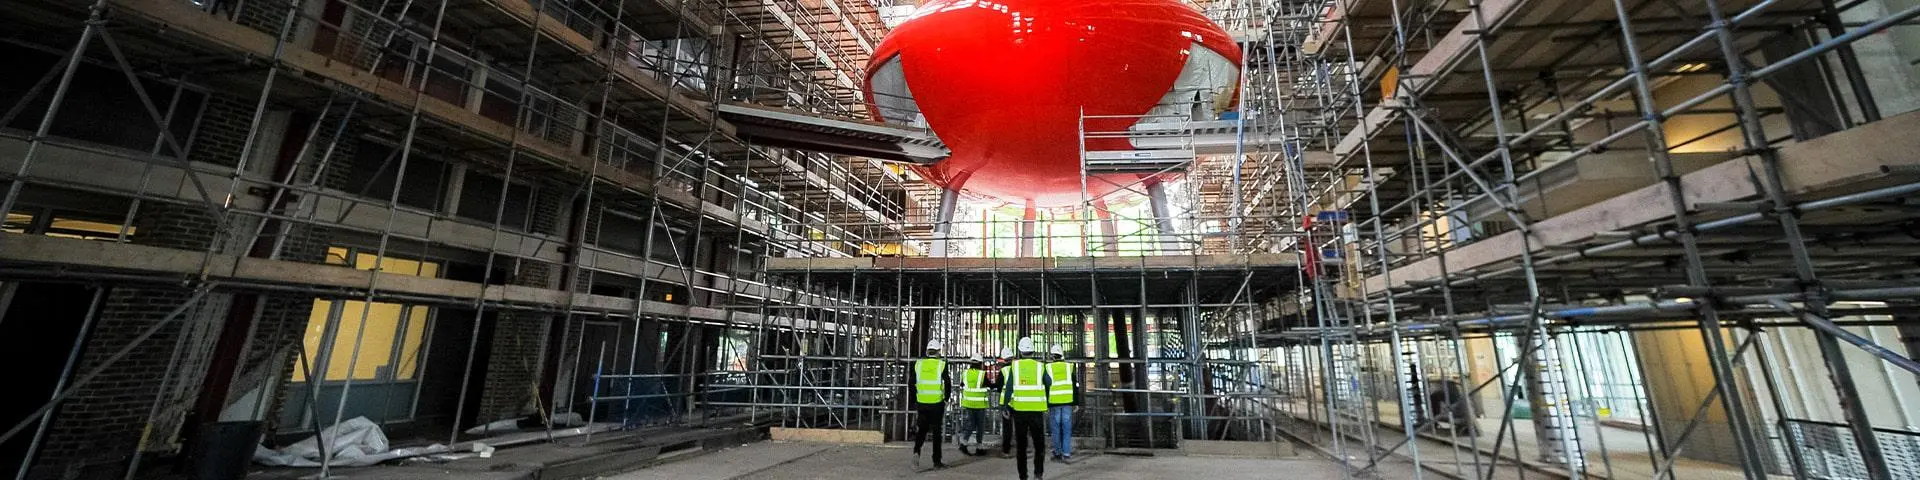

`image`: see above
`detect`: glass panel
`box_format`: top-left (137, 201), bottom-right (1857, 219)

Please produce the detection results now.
top-left (292, 299), bottom-right (333, 383)
top-left (715, 328), bottom-right (751, 373)
top-left (395, 306), bottom-right (429, 380)
top-left (337, 301), bottom-right (403, 381)
top-left (294, 300), bottom-right (418, 381)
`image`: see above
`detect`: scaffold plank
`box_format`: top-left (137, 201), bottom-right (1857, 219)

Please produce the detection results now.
top-left (0, 233), bottom-right (861, 331)
top-left (764, 254), bottom-right (1300, 272)
top-left (1364, 109), bottom-right (1920, 294)
top-left (104, 0), bottom-right (773, 237)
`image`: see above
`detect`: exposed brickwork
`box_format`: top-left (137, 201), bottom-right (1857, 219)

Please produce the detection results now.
top-left (477, 181), bottom-right (569, 421)
top-left (233, 0), bottom-right (295, 35)
top-left (187, 95), bottom-right (258, 169)
top-left (478, 310), bottom-right (551, 421)
top-left (27, 98), bottom-right (354, 478)
top-left (31, 202), bottom-right (228, 479)
top-left (530, 184), bottom-right (567, 236)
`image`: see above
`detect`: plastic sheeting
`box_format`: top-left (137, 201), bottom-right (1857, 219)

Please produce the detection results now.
top-left (462, 412), bottom-right (585, 435)
top-left (253, 416), bottom-right (449, 467)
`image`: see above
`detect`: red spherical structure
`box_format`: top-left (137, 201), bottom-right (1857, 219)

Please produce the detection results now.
top-left (865, 0), bottom-right (1242, 207)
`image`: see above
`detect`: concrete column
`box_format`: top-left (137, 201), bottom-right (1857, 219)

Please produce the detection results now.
top-left (708, 26), bottom-right (739, 102)
top-left (1093, 308), bottom-right (1110, 389)
top-left (1146, 181), bottom-right (1181, 254)
top-left (1113, 310), bottom-right (1136, 411)
top-left (1093, 198), bottom-right (1120, 256)
top-left (442, 163), bottom-right (468, 217)
top-left (466, 66), bottom-right (488, 112)
top-left (1018, 199), bottom-right (1038, 257)
top-left (1131, 310), bottom-right (1150, 397)
top-left (929, 188), bottom-right (958, 257)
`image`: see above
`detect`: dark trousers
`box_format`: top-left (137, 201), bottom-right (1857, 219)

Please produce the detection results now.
top-left (1002, 407), bottom-right (1016, 453)
top-left (913, 403), bottom-right (944, 463)
top-left (1011, 410), bottom-right (1047, 479)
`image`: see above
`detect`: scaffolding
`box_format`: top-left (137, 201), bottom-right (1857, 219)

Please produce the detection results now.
top-left (1263, 0), bottom-right (1920, 479)
top-left (0, 0), bottom-right (915, 476)
top-left (6, 0), bottom-right (1920, 478)
top-left (0, 0), bottom-right (1304, 477)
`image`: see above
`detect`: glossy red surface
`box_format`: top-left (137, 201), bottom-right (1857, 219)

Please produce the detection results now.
top-left (867, 0), bottom-right (1241, 207)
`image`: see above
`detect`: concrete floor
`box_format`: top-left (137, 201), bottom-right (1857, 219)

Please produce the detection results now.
top-left (1366, 401), bottom-right (1774, 480)
top-left (605, 441), bottom-right (1344, 480)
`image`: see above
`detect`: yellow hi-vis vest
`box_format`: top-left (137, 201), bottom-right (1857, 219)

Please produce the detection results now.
top-left (914, 358), bottom-right (946, 404)
top-left (1008, 359), bottom-right (1048, 412)
top-left (1047, 361), bottom-right (1074, 404)
top-left (961, 369), bottom-right (989, 409)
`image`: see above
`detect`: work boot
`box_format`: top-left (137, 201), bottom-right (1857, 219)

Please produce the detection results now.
top-left (913, 452), bottom-right (922, 468)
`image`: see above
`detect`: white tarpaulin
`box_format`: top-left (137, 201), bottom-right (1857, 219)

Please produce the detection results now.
top-left (253, 416), bottom-right (449, 467)
top-left (462, 412), bottom-right (585, 435)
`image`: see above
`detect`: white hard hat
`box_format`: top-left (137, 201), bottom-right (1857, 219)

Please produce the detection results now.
top-left (1000, 348), bottom-right (1014, 359)
top-left (1017, 337), bottom-right (1035, 353)
top-left (927, 340), bottom-right (943, 351)
top-left (1049, 345), bottom-right (1064, 356)
top-left (970, 354), bottom-right (983, 363)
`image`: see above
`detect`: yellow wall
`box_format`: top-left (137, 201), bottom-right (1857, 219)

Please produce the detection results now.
top-left (1631, 324), bottom-right (1766, 465)
top-left (1652, 70), bottom-right (1790, 154)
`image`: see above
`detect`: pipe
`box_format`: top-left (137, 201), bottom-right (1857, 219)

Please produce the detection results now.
top-left (1767, 299), bottom-right (1920, 376)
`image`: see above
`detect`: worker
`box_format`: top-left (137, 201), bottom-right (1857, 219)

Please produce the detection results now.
top-left (1046, 345), bottom-right (1078, 461)
top-left (1003, 337), bottom-right (1052, 480)
top-left (911, 340), bottom-right (950, 469)
top-left (959, 354), bottom-right (991, 449)
top-left (995, 347), bottom-right (1015, 457)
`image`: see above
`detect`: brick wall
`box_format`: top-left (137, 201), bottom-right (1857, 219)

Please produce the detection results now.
top-left (233, 0), bottom-right (295, 35)
top-left (30, 204), bottom-right (229, 479)
top-left (188, 96), bottom-right (257, 169)
top-left (477, 309), bottom-right (549, 423)
top-left (27, 98), bottom-right (350, 477)
top-left (476, 185), bottom-right (568, 422)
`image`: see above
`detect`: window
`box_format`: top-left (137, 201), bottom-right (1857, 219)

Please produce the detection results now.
top-left (4, 209), bottom-right (135, 240)
top-left (714, 329), bottom-right (752, 375)
top-left (44, 216), bottom-right (134, 240)
top-left (295, 299), bottom-right (430, 382)
top-left (479, 76), bottom-right (522, 126)
top-left (0, 44), bottom-right (207, 154)
top-left (422, 55), bottom-right (471, 106)
top-left (342, 140), bottom-right (449, 210)
top-left (595, 209), bottom-right (647, 255)
top-left (455, 172), bottom-right (534, 230)
top-left (293, 247), bottom-right (439, 382)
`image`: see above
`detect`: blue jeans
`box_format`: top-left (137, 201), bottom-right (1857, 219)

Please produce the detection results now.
top-left (961, 408), bottom-right (986, 444)
top-left (1048, 405), bottom-right (1074, 457)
